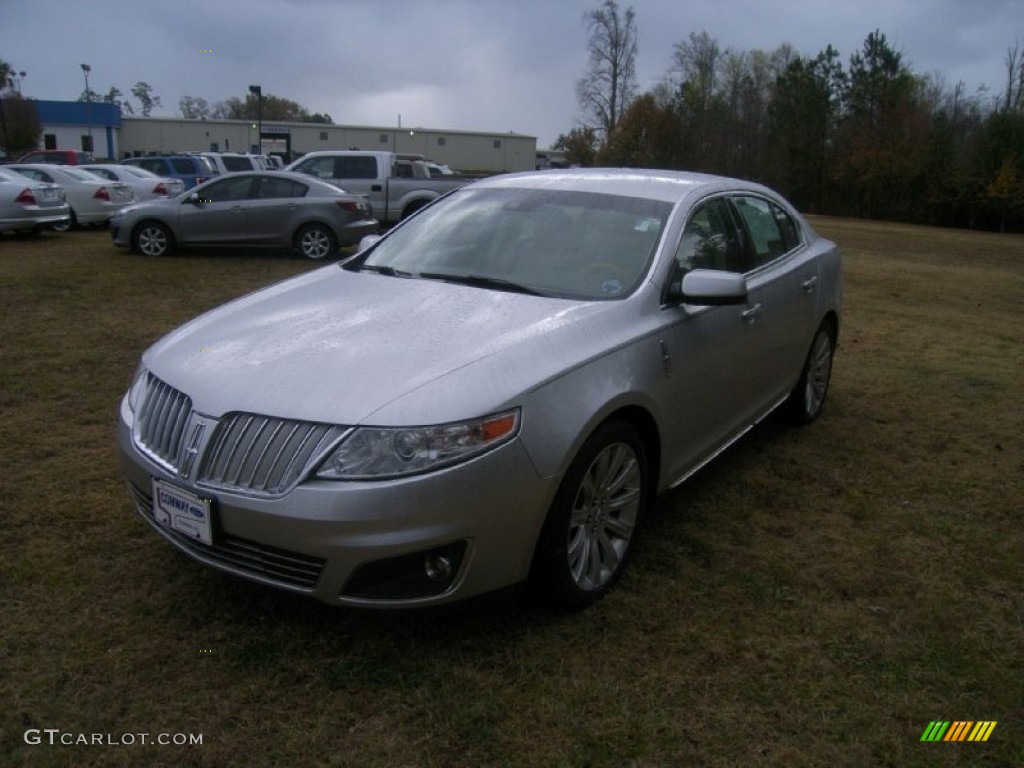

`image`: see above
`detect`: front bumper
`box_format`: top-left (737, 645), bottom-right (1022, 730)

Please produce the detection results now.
top-left (118, 394), bottom-right (554, 607)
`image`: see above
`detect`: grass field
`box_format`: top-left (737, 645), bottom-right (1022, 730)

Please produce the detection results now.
top-left (1, 219), bottom-right (1021, 767)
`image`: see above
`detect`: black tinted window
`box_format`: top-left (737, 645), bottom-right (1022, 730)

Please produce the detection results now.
top-left (338, 156), bottom-right (377, 179)
top-left (199, 176), bottom-right (253, 202)
top-left (136, 159), bottom-right (167, 175)
top-left (675, 198), bottom-right (745, 273)
top-left (732, 196), bottom-right (786, 269)
top-left (255, 176), bottom-right (307, 199)
top-left (171, 158), bottom-right (199, 174)
top-left (222, 155), bottom-right (253, 172)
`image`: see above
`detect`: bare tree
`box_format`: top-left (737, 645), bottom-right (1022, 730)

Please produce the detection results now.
top-left (1002, 41), bottom-right (1024, 113)
top-left (575, 0), bottom-right (638, 136)
top-left (131, 82), bottom-right (162, 117)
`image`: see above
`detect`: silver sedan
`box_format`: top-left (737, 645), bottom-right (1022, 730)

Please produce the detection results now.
top-left (0, 168), bottom-right (70, 233)
top-left (80, 164), bottom-right (186, 202)
top-left (6, 164), bottom-right (133, 230)
top-left (109, 171), bottom-right (377, 259)
top-left (118, 169), bottom-right (842, 610)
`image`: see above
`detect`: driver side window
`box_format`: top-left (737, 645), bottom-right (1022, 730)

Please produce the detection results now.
top-left (674, 198), bottom-right (744, 273)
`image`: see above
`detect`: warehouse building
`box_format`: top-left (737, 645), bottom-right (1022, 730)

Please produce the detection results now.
top-left (17, 100), bottom-right (538, 173)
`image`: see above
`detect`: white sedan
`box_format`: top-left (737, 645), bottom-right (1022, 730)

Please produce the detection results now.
top-left (5, 164), bottom-right (133, 230)
top-left (81, 164), bottom-right (185, 202)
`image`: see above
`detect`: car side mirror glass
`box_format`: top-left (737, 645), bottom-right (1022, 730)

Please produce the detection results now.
top-left (187, 192), bottom-right (201, 205)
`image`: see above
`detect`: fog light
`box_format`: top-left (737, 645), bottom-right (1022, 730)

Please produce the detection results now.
top-left (424, 554), bottom-right (453, 582)
top-left (342, 541), bottom-right (467, 600)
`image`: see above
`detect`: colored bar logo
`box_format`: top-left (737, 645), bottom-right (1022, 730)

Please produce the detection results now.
top-left (920, 721), bottom-right (997, 742)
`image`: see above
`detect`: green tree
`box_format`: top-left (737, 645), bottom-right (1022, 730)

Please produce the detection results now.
top-left (0, 94), bottom-right (41, 157)
top-left (131, 82), bottom-right (161, 116)
top-left (576, 0), bottom-right (638, 137)
top-left (597, 93), bottom-right (683, 168)
top-left (553, 126), bottom-right (599, 166)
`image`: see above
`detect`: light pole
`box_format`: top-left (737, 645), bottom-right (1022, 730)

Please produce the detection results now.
top-left (80, 63), bottom-right (92, 152)
top-left (248, 84), bottom-right (262, 154)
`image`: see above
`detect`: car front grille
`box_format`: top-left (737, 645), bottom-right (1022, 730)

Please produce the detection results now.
top-left (126, 481), bottom-right (326, 590)
top-left (135, 373), bottom-right (193, 470)
top-left (198, 413), bottom-right (348, 496)
top-left (133, 374), bottom-right (348, 496)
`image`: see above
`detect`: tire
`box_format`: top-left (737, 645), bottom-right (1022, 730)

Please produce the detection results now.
top-left (531, 420), bottom-right (649, 610)
top-left (52, 209), bottom-right (77, 232)
top-left (295, 224), bottom-right (337, 260)
top-left (132, 221), bottom-right (173, 257)
top-left (783, 322), bottom-right (835, 425)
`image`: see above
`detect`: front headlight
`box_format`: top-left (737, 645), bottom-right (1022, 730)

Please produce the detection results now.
top-left (316, 409), bottom-right (520, 480)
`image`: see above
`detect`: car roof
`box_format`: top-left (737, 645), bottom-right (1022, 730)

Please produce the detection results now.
top-left (474, 168), bottom-right (777, 205)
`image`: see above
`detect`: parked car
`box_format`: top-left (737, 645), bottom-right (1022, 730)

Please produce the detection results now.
top-left (110, 170), bottom-right (377, 259)
top-left (117, 168), bottom-right (842, 610)
top-left (121, 155), bottom-right (218, 189)
top-left (0, 167), bottom-right (70, 233)
top-left (193, 151), bottom-right (263, 175)
top-left (286, 150), bottom-right (472, 224)
top-left (17, 149), bottom-right (94, 165)
top-left (5, 164), bottom-right (132, 230)
top-left (81, 164), bottom-right (185, 202)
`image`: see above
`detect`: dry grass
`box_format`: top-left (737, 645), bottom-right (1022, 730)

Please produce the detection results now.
top-left (1, 221), bottom-right (1021, 767)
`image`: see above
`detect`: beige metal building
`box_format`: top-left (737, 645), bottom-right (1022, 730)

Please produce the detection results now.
top-left (120, 116), bottom-right (537, 173)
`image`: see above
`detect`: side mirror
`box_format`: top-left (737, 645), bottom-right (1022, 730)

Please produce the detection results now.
top-left (666, 268), bottom-right (748, 306)
top-left (186, 192), bottom-right (201, 205)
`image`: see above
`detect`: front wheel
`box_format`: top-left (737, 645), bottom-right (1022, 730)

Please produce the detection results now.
top-left (783, 322), bottom-right (835, 424)
top-left (295, 224), bottom-right (337, 260)
top-left (133, 221), bottom-right (173, 256)
top-left (531, 421), bottom-right (649, 610)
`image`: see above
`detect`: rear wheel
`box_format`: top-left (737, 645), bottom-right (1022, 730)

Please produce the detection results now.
top-left (784, 322), bottom-right (835, 424)
top-left (295, 224), bottom-right (337, 260)
top-left (531, 421), bottom-right (648, 610)
top-left (133, 221), bottom-right (173, 257)
top-left (52, 209), bottom-right (77, 232)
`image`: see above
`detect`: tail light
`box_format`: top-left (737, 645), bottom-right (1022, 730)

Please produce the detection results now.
top-left (336, 201), bottom-right (366, 213)
top-left (196, 177), bottom-right (207, 185)
top-left (15, 188), bottom-right (36, 204)
top-left (153, 183), bottom-right (167, 195)
top-left (94, 186), bottom-right (111, 201)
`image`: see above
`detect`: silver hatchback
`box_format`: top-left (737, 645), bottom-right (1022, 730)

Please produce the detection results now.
top-left (110, 171), bottom-right (377, 259)
top-left (118, 169), bottom-right (842, 610)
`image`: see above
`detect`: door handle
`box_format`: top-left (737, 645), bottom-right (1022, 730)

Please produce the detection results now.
top-left (802, 276), bottom-right (818, 294)
top-left (372, 184), bottom-right (383, 192)
top-left (741, 303), bottom-right (763, 323)
top-left (230, 206), bottom-right (245, 214)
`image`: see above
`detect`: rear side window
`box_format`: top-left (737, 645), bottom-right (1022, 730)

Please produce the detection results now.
top-left (255, 176), bottom-right (307, 199)
top-left (222, 155), bottom-right (253, 172)
top-left (773, 203), bottom-right (801, 252)
top-left (85, 168), bottom-right (116, 180)
top-left (337, 156), bottom-right (377, 179)
top-left (732, 196), bottom-right (786, 269)
top-left (137, 159), bottom-right (168, 175)
top-left (171, 158), bottom-right (199, 174)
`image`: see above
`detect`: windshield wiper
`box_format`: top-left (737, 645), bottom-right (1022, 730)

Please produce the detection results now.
top-left (417, 272), bottom-right (545, 296)
top-left (348, 264), bottom-right (413, 278)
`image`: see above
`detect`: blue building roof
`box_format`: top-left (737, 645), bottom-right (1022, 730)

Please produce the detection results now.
top-left (34, 100), bottom-right (122, 128)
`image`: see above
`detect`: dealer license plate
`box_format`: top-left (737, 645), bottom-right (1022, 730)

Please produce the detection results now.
top-left (151, 479), bottom-right (214, 545)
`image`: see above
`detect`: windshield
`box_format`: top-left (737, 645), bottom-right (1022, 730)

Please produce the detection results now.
top-left (351, 186), bottom-right (670, 300)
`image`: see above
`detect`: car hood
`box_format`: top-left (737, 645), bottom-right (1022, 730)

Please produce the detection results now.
top-left (144, 266), bottom-right (632, 426)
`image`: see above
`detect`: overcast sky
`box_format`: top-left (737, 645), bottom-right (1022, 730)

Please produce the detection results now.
top-left (1, 0), bottom-right (1020, 147)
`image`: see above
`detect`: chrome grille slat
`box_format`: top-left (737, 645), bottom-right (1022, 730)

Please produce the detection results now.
top-left (198, 413), bottom-right (346, 496)
top-left (136, 374), bottom-right (192, 468)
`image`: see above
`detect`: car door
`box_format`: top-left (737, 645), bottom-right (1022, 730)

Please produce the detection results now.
top-left (729, 195), bottom-right (821, 413)
top-left (245, 175), bottom-right (309, 245)
top-left (657, 196), bottom-right (765, 482)
top-left (176, 176), bottom-right (255, 245)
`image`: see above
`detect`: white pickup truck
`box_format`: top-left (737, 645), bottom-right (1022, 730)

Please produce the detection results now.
top-left (285, 150), bottom-right (474, 225)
